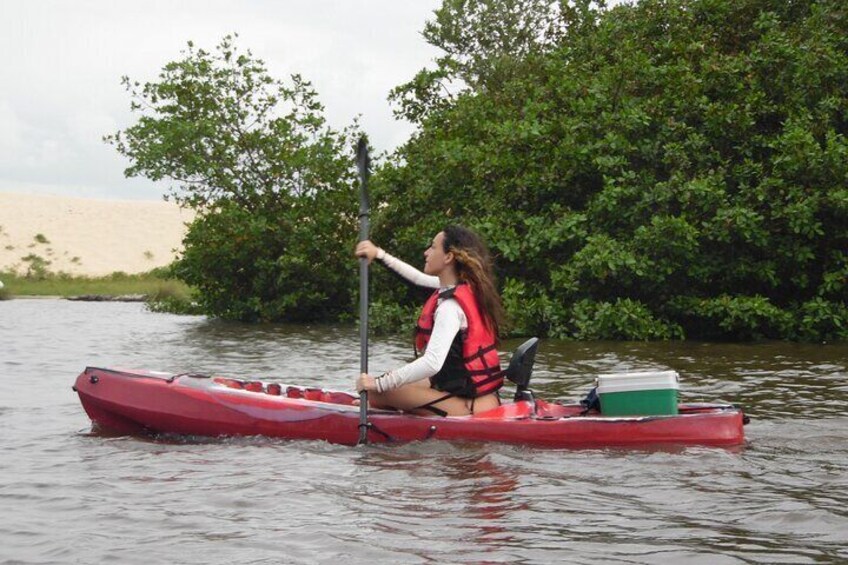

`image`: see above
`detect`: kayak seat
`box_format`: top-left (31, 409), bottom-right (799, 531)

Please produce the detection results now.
top-left (505, 337), bottom-right (540, 403)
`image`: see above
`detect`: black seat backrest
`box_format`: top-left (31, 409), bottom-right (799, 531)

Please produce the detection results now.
top-left (505, 337), bottom-right (539, 392)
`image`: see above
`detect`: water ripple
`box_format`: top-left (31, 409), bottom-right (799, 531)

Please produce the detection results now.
top-left (1, 300), bottom-right (847, 563)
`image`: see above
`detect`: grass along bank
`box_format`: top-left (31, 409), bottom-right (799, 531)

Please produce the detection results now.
top-left (0, 269), bottom-right (194, 308)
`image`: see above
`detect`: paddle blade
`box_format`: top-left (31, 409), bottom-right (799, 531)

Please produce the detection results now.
top-left (356, 136), bottom-right (370, 178)
top-left (356, 136), bottom-right (370, 241)
top-left (356, 136), bottom-right (371, 215)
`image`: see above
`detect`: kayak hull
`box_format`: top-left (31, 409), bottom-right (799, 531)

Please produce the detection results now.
top-left (74, 367), bottom-right (746, 448)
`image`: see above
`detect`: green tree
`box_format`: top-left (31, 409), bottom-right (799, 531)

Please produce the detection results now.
top-left (389, 0), bottom-right (573, 124)
top-left (108, 35), bottom-right (361, 321)
top-left (373, 0), bottom-right (848, 341)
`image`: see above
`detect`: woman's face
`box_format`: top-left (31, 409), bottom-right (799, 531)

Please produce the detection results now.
top-left (424, 231), bottom-right (453, 275)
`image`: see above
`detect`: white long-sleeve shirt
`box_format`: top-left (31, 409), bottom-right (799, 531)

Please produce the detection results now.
top-left (374, 249), bottom-right (467, 392)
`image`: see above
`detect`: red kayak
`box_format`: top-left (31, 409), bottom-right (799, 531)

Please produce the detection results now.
top-left (73, 341), bottom-right (746, 448)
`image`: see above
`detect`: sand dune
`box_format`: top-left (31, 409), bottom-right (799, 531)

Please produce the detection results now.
top-left (0, 192), bottom-right (195, 276)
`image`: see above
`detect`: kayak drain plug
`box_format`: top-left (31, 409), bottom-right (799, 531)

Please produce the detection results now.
top-left (89, 375), bottom-right (99, 384)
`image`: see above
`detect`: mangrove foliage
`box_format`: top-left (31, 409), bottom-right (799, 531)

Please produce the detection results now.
top-left (110, 1), bottom-right (848, 341)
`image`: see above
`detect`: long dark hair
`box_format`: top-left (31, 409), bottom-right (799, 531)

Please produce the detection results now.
top-left (442, 225), bottom-right (505, 338)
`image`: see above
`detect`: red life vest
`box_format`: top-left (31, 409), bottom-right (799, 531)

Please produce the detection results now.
top-left (414, 284), bottom-right (503, 398)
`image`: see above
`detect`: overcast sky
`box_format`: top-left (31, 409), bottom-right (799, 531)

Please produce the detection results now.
top-left (0, 0), bottom-right (442, 200)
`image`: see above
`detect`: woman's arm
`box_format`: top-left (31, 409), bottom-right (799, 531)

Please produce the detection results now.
top-left (378, 250), bottom-right (440, 289)
top-left (355, 240), bottom-right (439, 288)
top-left (373, 299), bottom-right (465, 392)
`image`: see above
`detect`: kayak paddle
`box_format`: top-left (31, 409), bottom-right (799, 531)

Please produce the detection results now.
top-left (356, 136), bottom-right (371, 445)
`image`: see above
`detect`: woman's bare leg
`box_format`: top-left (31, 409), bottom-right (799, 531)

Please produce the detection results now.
top-left (470, 392), bottom-right (500, 414)
top-left (368, 380), bottom-right (471, 416)
top-left (369, 382), bottom-right (501, 416)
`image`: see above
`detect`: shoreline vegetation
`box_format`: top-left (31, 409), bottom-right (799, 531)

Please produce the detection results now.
top-left (100, 1), bottom-right (847, 342)
top-left (0, 268), bottom-right (199, 313)
top-left (3, 1), bottom-right (845, 342)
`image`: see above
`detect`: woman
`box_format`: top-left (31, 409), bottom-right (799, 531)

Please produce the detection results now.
top-left (355, 225), bottom-right (506, 416)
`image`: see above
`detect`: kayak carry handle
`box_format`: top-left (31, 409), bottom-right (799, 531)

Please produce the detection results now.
top-left (505, 337), bottom-right (539, 402)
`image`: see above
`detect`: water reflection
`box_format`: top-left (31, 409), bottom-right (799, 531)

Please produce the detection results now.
top-left (345, 443), bottom-right (528, 561)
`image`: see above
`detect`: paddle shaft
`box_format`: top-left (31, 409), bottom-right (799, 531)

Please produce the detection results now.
top-left (356, 138), bottom-right (370, 445)
top-left (358, 218), bottom-right (369, 432)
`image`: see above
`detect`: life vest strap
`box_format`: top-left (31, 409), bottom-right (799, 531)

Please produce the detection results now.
top-left (463, 343), bottom-right (498, 362)
top-left (438, 287), bottom-right (457, 300)
top-left (467, 367), bottom-right (504, 376)
top-left (472, 370), bottom-right (507, 390)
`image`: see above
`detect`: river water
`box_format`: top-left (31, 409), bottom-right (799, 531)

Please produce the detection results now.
top-left (1, 300), bottom-right (846, 564)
